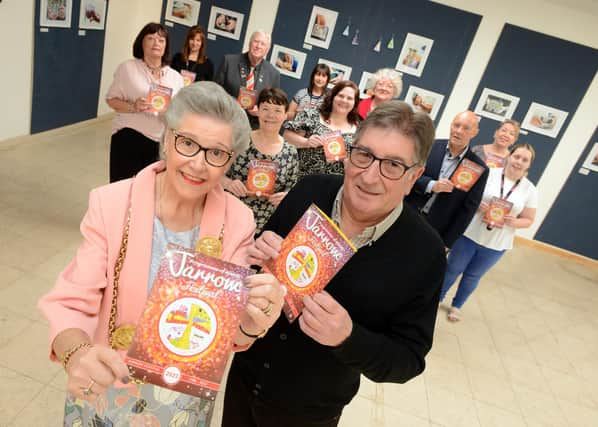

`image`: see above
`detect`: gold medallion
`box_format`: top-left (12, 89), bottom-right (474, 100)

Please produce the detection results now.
top-left (195, 236), bottom-right (223, 258)
top-left (112, 324), bottom-right (136, 350)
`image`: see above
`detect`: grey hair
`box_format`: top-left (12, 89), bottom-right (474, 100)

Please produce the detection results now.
top-left (250, 30), bottom-right (271, 45)
top-left (353, 100), bottom-right (435, 165)
top-left (368, 68), bottom-right (403, 98)
top-left (163, 81), bottom-right (251, 155)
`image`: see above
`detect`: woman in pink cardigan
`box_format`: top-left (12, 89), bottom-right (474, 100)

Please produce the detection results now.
top-left (38, 82), bottom-right (285, 426)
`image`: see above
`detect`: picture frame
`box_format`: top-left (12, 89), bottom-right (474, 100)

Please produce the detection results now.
top-left (395, 33), bottom-right (434, 77)
top-left (40, 0), bottom-right (73, 28)
top-left (581, 143), bottom-right (598, 173)
top-left (270, 45), bottom-right (307, 80)
top-left (404, 86), bottom-right (445, 121)
top-left (207, 6), bottom-right (244, 40)
top-left (78, 0), bottom-right (107, 30)
top-left (164, 0), bottom-right (201, 27)
top-left (317, 58), bottom-right (352, 88)
top-left (521, 102), bottom-right (569, 138)
top-left (474, 88), bottom-right (520, 122)
top-left (358, 71), bottom-right (375, 99)
top-left (304, 6), bottom-right (338, 50)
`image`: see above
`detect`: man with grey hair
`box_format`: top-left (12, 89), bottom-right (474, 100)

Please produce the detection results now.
top-left (215, 30), bottom-right (280, 129)
top-left (222, 101), bottom-right (446, 427)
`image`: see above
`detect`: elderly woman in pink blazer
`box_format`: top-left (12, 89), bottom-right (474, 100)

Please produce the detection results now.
top-left (38, 82), bottom-right (285, 426)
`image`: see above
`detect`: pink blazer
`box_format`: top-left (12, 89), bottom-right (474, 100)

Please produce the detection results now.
top-left (38, 161), bottom-right (256, 359)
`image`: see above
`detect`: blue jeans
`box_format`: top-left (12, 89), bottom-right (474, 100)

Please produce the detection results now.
top-left (440, 236), bottom-right (505, 308)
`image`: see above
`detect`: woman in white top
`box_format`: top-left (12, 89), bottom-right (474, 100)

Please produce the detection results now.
top-left (106, 22), bottom-right (184, 182)
top-left (441, 143), bottom-right (538, 321)
top-left (286, 63), bottom-right (331, 120)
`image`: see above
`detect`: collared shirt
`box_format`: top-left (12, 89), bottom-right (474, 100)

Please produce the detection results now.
top-left (422, 145), bottom-right (469, 214)
top-left (331, 186), bottom-right (403, 248)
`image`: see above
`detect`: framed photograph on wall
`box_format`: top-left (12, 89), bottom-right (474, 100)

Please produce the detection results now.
top-left (395, 33), bottom-right (434, 77)
top-left (474, 88), bottom-right (520, 122)
top-left (318, 58), bottom-right (351, 88)
top-left (304, 6), bottom-right (338, 49)
top-left (581, 143), bottom-right (598, 173)
top-left (270, 45), bottom-right (307, 79)
top-left (78, 0), bottom-right (107, 30)
top-left (40, 0), bottom-right (73, 28)
top-left (404, 86), bottom-right (444, 121)
top-left (164, 0), bottom-right (201, 27)
top-left (521, 102), bottom-right (569, 138)
top-left (358, 71), bottom-right (375, 99)
top-left (207, 6), bottom-right (244, 40)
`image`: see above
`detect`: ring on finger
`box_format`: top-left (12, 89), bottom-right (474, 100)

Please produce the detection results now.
top-left (261, 301), bottom-right (273, 316)
top-left (81, 379), bottom-right (96, 396)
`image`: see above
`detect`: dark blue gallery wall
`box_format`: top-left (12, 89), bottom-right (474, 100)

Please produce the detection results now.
top-left (535, 127), bottom-right (598, 260)
top-left (160, 0), bottom-right (252, 72)
top-left (271, 0), bottom-right (481, 125)
top-left (469, 24), bottom-right (598, 184)
top-left (31, 1), bottom-right (108, 134)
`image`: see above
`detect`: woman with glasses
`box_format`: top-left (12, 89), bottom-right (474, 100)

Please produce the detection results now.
top-left (283, 80), bottom-right (360, 179)
top-left (106, 22), bottom-right (184, 183)
top-left (38, 82), bottom-right (286, 427)
top-left (223, 88), bottom-right (299, 233)
top-left (440, 143), bottom-right (538, 322)
top-left (357, 68), bottom-right (403, 119)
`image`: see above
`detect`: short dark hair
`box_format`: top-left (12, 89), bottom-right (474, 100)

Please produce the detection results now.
top-left (132, 22), bottom-right (170, 66)
top-left (319, 80), bottom-right (360, 126)
top-left (182, 25), bottom-right (207, 64)
top-left (355, 101), bottom-right (435, 165)
top-left (257, 87), bottom-right (289, 111)
top-left (308, 64), bottom-right (331, 94)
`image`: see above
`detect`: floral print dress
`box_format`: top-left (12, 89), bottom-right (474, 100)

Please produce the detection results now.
top-left (283, 107), bottom-right (356, 179)
top-left (226, 140), bottom-right (299, 233)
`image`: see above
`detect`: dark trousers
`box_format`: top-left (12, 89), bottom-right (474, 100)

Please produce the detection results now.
top-left (222, 362), bottom-right (341, 427)
top-left (109, 127), bottom-right (159, 183)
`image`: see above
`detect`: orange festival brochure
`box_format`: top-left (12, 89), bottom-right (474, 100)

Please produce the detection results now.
top-left (322, 131), bottom-right (347, 162)
top-left (180, 70), bottom-right (197, 86)
top-left (147, 83), bottom-right (173, 115)
top-left (237, 87), bottom-right (257, 110)
top-left (246, 159), bottom-right (278, 197)
top-left (264, 204), bottom-right (357, 322)
top-left (451, 158), bottom-right (485, 191)
top-left (484, 153), bottom-right (505, 169)
top-left (482, 197), bottom-right (513, 229)
top-left (124, 244), bottom-right (252, 399)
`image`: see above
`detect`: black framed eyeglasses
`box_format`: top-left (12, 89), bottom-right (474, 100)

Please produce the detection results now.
top-left (348, 146), bottom-right (417, 180)
top-left (171, 130), bottom-right (234, 167)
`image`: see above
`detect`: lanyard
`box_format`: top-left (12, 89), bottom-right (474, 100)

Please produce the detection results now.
top-left (500, 172), bottom-right (521, 201)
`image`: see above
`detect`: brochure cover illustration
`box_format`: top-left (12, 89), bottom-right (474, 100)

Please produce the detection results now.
top-left (125, 244), bottom-right (251, 399)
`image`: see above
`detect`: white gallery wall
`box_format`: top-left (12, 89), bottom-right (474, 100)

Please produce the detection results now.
top-left (0, 0), bottom-right (596, 247)
top-left (0, 1), bottom-right (35, 141)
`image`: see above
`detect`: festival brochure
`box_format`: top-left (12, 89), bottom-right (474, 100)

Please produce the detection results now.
top-left (482, 197), bottom-right (513, 229)
top-left (450, 158), bottom-right (485, 191)
top-left (124, 244), bottom-right (252, 399)
top-left (237, 87), bottom-right (257, 110)
top-left (147, 83), bottom-right (173, 115)
top-left (264, 204), bottom-right (357, 323)
top-left (246, 159), bottom-right (279, 197)
top-left (321, 131), bottom-right (347, 162)
top-left (484, 153), bottom-right (505, 169)
top-left (180, 70), bottom-right (197, 87)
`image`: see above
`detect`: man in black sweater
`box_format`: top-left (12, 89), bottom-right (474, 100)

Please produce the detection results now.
top-left (223, 102), bottom-right (446, 427)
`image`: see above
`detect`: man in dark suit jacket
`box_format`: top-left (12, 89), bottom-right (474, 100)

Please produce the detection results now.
top-left (406, 110), bottom-right (488, 249)
top-left (214, 30), bottom-right (281, 128)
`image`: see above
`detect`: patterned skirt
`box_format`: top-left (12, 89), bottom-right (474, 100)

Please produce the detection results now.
top-left (63, 383), bottom-right (213, 427)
